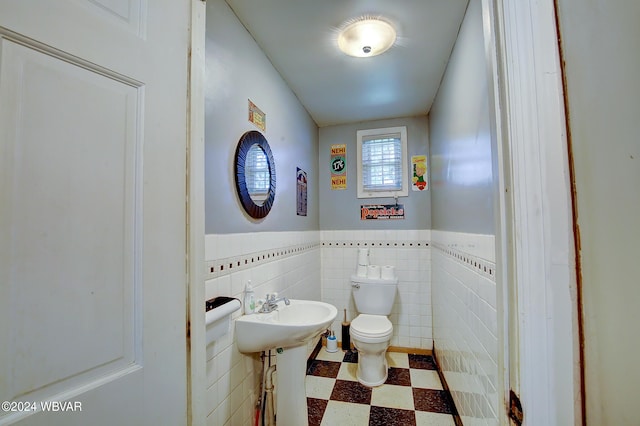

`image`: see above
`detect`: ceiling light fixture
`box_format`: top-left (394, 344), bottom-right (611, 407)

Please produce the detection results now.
top-left (337, 17), bottom-right (397, 58)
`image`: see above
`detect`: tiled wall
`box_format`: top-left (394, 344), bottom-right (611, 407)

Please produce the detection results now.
top-left (320, 230), bottom-right (433, 350)
top-left (204, 229), bottom-right (499, 425)
top-left (204, 231), bottom-right (321, 425)
top-left (431, 230), bottom-right (498, 425)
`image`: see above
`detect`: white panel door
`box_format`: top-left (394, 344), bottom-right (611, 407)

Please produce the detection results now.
top-left (0, 1), bottom-right (190, 425)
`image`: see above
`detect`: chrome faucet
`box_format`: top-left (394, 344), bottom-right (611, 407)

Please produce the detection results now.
top-left (258, 293), bottom-right (290, 313)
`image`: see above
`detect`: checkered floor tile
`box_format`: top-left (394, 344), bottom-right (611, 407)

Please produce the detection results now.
top-left (305, 349), bottom-right (457, 426)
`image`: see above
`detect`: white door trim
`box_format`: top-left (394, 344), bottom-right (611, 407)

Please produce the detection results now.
top-left (492, 0), bottom-right (581, 424)
top-left (187, 1), bottom-right (207, 425)
top-left (479, 0), bottom-right (511, 423)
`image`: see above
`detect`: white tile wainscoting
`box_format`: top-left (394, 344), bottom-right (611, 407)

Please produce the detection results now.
top-left (320, 230), bottom-right (433, 350)
top-left (204, 231), bottom-right (321, 425)
top-left (431, 230), bottom-right (499, 426)
top-left (203, 229), bottom-right (499, 426)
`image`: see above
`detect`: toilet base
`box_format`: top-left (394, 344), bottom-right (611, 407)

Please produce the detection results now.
top-left (356, 355), bottom-right (388, 387)
top-left (352, 339), bottom-right (390, 387)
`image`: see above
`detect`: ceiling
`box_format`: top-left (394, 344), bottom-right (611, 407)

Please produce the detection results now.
top-left (225, 0), bottom-right (469, 127)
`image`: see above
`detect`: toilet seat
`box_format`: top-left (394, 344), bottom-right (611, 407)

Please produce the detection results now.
top-left (350, 314), bottom-right (393, 343)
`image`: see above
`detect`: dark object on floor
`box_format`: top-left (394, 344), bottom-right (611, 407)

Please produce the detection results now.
top-left (342, 308), bottom-right (351, 350)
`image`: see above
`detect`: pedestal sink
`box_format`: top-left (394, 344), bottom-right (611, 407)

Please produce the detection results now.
top-left (235, 299), bottom-right (337, 426)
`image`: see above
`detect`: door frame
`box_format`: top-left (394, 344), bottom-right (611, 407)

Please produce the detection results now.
top-left (185, 0), bottom-right (583, 424)
top-left (187, 0), bottom-right (207, 424)
top-left (488, 0), bottom-right (582, 424)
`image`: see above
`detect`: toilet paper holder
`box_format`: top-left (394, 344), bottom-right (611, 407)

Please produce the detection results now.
top-left (205, 296), bottom-right (241, 345)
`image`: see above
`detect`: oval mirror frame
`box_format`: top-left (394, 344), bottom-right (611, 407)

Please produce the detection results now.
top-left (234, 131), bottom-right (276, 219)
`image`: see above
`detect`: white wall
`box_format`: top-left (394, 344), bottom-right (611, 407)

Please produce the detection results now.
top-left (429, 0), bottom-right (494, 235)
top-left (204, 231), bottom-right (321, 425)
top-left (428, 0), bottom-right (500, 424)
top-left (204, 1), bottom-right (323, 423)
top-left (321, 230), bottom-right (432, 350)
top-left (318, 116), bottom-right (431, 231)
top-left (557, 0), bottom-right (640, 423)
top-left (317, 115), bottom-right (433, 355)
top-left (432, 231), bottom-right (498, 424)
top-left (205, 0), bottom-right (319, 234)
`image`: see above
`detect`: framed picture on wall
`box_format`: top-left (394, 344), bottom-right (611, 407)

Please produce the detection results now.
top-left (297, 167), bottom-right (307, 216)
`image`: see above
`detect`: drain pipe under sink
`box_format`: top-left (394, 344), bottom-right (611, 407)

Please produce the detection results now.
top-left (264, 364), bottom-right (277, 426)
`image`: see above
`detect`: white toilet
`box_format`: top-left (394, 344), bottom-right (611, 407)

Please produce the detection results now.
top-left (349, 274), bottom-right (398, 387)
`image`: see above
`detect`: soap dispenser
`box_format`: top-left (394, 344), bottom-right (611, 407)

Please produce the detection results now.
top-left (243, 281), bottom-right (255, 315)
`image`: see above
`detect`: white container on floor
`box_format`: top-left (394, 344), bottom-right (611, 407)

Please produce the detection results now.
top-left (326, 333), bottom-right (338, 353)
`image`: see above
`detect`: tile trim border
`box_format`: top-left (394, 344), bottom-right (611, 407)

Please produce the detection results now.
top-left (431, 242), bottom-right (496, 281)
top-left (205, 242), bottom-right (320, 279)
top-left (205, 237), bottom-right (496, 281)
top-left (321, 239), bottom-right (429, 249)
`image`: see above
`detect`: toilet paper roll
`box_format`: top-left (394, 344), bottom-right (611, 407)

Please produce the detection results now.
top-left (357, 248), bottom-right (370, 266)
top-left (356, 264), bottom-right (368, 277)
top-left (367, 264), bottom-right (381, 279)
top-left (381, 265), bottom-right (396, 280)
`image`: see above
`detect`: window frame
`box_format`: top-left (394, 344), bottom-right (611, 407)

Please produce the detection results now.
top-left (356, 126), bottom-right (408, 198)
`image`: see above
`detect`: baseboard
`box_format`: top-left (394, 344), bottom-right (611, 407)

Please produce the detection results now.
top-left (387, 345), bottom-right (432, 355)
top-left (309, 336), bottom-right (323, 360)
top-left (316, 339), bottom-right (432, 356)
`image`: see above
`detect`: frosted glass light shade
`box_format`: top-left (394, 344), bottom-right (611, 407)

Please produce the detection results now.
top-left (338, 18), bottom-right (396, 58)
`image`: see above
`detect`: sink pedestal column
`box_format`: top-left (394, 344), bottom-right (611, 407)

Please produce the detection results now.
top-left (275, 344), bottom-right (308, 426)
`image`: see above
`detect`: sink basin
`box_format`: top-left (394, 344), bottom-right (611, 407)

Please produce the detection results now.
top-left (235, 299), bottom-right (338, 353)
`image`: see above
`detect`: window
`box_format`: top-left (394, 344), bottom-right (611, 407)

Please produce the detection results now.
top-left (245, 145), bottom-right (270, 200)
top-left (357, 126), bottom-right (408, 198)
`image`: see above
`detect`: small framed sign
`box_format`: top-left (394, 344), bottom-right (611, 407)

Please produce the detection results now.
top-left (411, 155), bottom-right (428, 191)
top-left (360, 204), bottom-right (405, 220)
top-left (330, 144), bottom-right (347, 190)
top-left (297, 167), bottom-right (307, 216)
top-left (248, 99), bottom-right (266, 131)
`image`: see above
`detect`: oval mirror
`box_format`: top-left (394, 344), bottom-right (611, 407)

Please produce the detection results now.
top-left (234, 131), bottom-right (276, 219)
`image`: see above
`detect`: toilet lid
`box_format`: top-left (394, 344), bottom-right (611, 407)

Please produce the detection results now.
top-left (351, 314), bottom-right (393, 337)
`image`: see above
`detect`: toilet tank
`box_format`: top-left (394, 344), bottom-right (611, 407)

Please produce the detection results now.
top-left (351, 275), bottom-right (398, 315)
